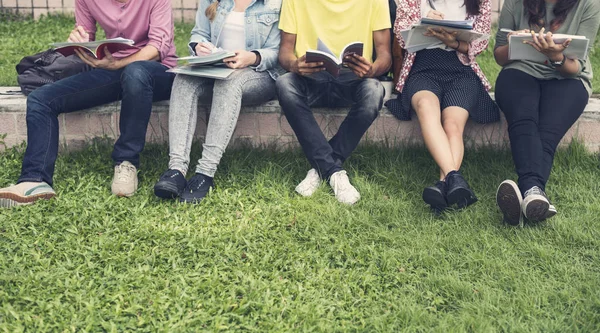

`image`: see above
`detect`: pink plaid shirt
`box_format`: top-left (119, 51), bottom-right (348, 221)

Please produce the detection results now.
top-left (75, 0), bottom-right (177, 68)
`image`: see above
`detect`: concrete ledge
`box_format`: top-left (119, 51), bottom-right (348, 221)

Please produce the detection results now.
top-left (1, 87), bottom-right (600, 152)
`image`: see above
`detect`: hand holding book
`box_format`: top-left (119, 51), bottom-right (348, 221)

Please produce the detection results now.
top-left (522, 27), bottom-right (572, 62)
top-left (292, 55), bottom-right (326, 76)
top-left (344, 54), bottom-right (374, 78)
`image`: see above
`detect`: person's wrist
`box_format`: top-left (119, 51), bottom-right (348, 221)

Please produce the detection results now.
top-left (450, 40), bottom-right (460, 49)
top-left (251, 51), bottom-right (261, 66)
top-left (549, 52), bottom-right (565, 63)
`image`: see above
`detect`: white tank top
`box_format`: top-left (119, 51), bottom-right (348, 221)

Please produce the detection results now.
top-left (219, 11), bottom-right (246, 51)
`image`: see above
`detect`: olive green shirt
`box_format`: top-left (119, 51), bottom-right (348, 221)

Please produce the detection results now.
top-left (495, 0), bottom-right (600, 96)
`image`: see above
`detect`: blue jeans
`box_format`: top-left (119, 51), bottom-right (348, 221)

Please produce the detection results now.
top-left (276, 72), bottom-right (384, 179)
top-left (18, 61), bottom-right (175, 186)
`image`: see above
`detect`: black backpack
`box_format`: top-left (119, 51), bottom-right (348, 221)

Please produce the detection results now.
top-left (15, 49), bottom-right (91, 96)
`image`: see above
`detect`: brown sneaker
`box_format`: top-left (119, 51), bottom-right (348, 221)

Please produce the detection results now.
top-left (0, 182), bottom-right (56, 208)
top-left (111, 161), bottom-right (138, 197)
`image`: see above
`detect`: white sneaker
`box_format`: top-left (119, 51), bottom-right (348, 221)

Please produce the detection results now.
top-left (329, 170), bottom-right (360, 205)
top-left (295, 168), bottom-right (321, 197)
top-left (111, 161), bottom-right (138, 197)
top-left (0, 182), bottom-right (55, 208)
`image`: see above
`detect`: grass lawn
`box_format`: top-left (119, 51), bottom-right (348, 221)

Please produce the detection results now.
top-left (1, 14), bottom-right (599, 92)
top-left (1, 141), bottom-right (600, 331)
top-left (2, 12), bottom-right (600, 332)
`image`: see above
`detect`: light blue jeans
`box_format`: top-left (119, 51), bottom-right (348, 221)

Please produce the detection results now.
top-left (168, 68), bottom-right (276, 177)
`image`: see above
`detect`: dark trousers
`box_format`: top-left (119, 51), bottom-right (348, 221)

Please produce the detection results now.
top-left (276, 72), bottom-right (384, 179)
top-left (19, 61), bottom-right (175, 186)
top-left (495, 69), bottom-right (588, 194)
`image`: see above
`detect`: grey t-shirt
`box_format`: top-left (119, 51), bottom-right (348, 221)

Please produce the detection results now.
top-left (495, 0), bottom-right (600, 96)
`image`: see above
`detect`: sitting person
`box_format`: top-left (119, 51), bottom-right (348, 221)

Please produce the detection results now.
top-left (494, 0), bottom-right (600, 225)
top-left (277, 0), bottom-right (392, 205)
top-left (0, 0), bottom-right (177, 208)
top-left (154, 0), bottom-right (283, 203)
top-left (386, 0), bottom-right (499, 214)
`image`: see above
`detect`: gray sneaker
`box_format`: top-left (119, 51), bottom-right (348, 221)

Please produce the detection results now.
top-left (111, 161), bottom-right (138, 197)
top-left (522, 186), bottom-right (550, 222)
top-left (0, 182), bottom-right (56, 208)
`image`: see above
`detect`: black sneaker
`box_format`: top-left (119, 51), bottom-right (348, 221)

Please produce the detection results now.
top-left (522, 186), bottom-right (550, 222)
top-left (154, 169), bottom-right (187, 199)
top-left (179, 173), bottom-right (214, 204)
top-left (496, 180), bottom-right (523, 226)
top-left (423, 180), bottom-right (447, 212)
top-left (445, 170), bottom-right (478, 209)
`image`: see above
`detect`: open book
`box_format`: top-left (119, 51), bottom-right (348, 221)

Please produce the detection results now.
top-left (167, 64), bottom-right (235, 80)
top-left (306, 39), bottom-right (363, 78)
top-left (171, 49), bottom-right (237, 79)
top-left (419, 18), bottom-right (474, 30)
top-left (51, 38), bottom-right (135, 59)
top-left (178, 50), bottom-right (236, 66)
top-left (508, 33), bottom-right (590, 62)
top-left (402, 20), bottom-right (487, 53)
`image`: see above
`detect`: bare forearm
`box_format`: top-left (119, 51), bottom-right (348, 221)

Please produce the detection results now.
top-left (279, 52), bottom-right (298, 73)
top-left (553, 55), bottom-right (580, 76)
top-left (455, 40), bottom-right (470, 55)
top-left (114, 45), bottom-right (161, 69)
top-left (370, 54), bottom-right (392, 78)
top-left (494, 45), bottom-right (510, 66)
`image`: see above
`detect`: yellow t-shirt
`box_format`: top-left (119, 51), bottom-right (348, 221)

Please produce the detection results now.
top-left (279, 0), bottom-right (391, 63)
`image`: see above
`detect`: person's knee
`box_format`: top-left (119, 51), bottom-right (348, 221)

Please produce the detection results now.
top-left (26, 87), bottom-right (55, 118)
top-left (121, 62), bottom-right (153, 92)
top-left (357, 79), bottom-right (384, 109)
top-left (413, 95), bottom-right (438, 113)
top-left (442, 118), bottom-right (464, 138)
top-left (275, 73), bottom-right (302, 100)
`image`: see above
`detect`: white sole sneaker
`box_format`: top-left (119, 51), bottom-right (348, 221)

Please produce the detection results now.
top-left (295, 168), bottom-right (321, 197)
top-left (522, 194), bottom-right (549, 222)
top-left (329, 170), bottom-right (360, 205)
top-left (496, 180), bottom-right (523, 226)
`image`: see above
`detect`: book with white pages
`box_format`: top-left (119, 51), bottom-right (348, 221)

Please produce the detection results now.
top-left (508, 33), bottom-right (590, 62)
top-left (167, 64), bottom-right (235, 80)
top-left (404, 25), bottom-right (488, 53)
top-left (178, 50), bottom-right (236, 66)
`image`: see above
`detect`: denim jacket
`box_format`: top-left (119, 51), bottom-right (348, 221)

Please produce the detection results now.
top-left (190, 0), bottom-right (284, 79)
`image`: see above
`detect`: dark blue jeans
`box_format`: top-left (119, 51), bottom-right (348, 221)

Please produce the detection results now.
top-left (18, 61), bottom-right (175, 186)
top-left (276, 72), bottom-right (384, 179)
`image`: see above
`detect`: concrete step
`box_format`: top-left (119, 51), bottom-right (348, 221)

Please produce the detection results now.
top-left (1, 87), bottom-right (600, 152)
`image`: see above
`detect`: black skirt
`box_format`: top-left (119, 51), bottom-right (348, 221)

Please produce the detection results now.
top-left (386, 48), bottom-right (499, 124)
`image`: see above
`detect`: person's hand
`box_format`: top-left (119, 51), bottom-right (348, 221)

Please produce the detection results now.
top-left (344, 53), bottom-right (374, 78)
top-left (291, 55), bottom-right (324, 76)
top-left (74, 48), bottom-right (121, 70)
top-left (524, 27), bottom-right (571, 62)
top-left (424, 27), bottom-right (459, 48)
top-left (223, 50), bottom-right (258, 69)
top-left (507, 29), bottom-right (530, 38)
top-left (195, 42), bottom-right (215, 56)
top-left (68, 26), bottom-right (90, 43)
top-left (426, 10), bottom-right (445, 20)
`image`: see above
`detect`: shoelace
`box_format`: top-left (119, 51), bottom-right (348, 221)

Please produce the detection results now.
top-left (524, 186), bottom-right (545, 198)
top-left (187, 177), bottom-right (206, 192)
top-left (116, 164), bottom-right (136, 182)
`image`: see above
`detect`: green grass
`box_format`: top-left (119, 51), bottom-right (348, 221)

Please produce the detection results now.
top-left (1, 13), bottom-right (599, 93)
top-left (1, 140), bottom-right (600, 331)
